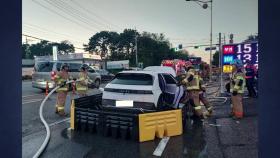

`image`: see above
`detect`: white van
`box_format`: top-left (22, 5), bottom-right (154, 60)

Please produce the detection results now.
top-left (32, 61), bottom-right (101, 90)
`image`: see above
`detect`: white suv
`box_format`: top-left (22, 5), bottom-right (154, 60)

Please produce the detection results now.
top-left (102, 68), bottom-right (183, 110)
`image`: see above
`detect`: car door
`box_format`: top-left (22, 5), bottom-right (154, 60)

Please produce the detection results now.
top-left (158, 73), bottom-right (183, 109)
top-left (87, 67), bottom-right (98, 81)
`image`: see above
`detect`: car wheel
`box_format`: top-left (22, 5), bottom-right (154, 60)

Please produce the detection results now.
top-left (95, 79), bottom-right (100, 88)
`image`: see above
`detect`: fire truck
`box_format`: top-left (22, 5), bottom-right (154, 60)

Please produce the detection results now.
top-left (161, 59), bottom-right (187, 76)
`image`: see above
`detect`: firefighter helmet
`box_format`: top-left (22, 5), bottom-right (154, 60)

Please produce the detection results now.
top-left (61, 63), bottom-right (70, 71)
top-left (80, 64), bottom-right (89, 71)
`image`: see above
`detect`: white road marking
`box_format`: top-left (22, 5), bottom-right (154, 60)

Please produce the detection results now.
top-left (208, 123), bottom-right (222, 127)
top-left (49, 118), bottom-right (70, 127)
top-left (22, 94), bottom-right (43, 98)
top-left (153, 137), bottom-right (170, 157)
top-left (22, 99), bottom-right (43, 104)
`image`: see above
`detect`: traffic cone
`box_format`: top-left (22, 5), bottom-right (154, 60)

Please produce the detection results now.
top-left (45, 81), bottom-right (49, 96)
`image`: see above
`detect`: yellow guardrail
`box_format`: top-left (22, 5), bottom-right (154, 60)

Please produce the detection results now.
top-left (70, 100), bottom-right (75, 130)
top-left (138, 109), bottom-right (183, 142)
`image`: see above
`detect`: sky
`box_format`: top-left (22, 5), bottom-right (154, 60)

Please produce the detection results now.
top-left (23, 0), bottom-right (258, 63)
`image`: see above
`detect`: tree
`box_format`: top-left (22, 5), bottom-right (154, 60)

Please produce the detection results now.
top-left (56, 40), bottom-right (75, 55)
top-left (22, 44), bottom-right (32, 59)
top-left (29, 40), bottom-right (52, 57)
top-left (212, 51), bottom-right (220, 67)
top-left (85, 31), bottom-right (120, 59)
top-left (86, 29), bottom-right (190, 67)
top-left (243, 34), bottom-right (258, 43)
top-left (24, 40), bottom-right (75, 58)
top-left (118, 29), bottom-right (139, 64)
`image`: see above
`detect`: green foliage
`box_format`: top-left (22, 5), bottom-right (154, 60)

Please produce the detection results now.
top-left (22, 43), bottom-right (32, 59)
top-left (243, 34), bottom-right (258, 43)
top-left (85, 31), bottom-right (121, 59)
top-left (86, 29), bottom-right (190, 67)
top-left (22, 40), bottom-right (75, 59)
top-left (212, 51), bottom-right (219, 67)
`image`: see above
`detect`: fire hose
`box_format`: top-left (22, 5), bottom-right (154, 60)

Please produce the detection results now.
top-left (33, 79), bottom-right (82, 158)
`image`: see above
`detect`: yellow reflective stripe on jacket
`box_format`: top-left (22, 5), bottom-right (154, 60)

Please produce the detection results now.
top-left (230, 73), bottom-right (245, 93)
top-left (76, 87), bottom-right (88, 91)
top-left (76, 72), bottom-right (88, 91)
top-left (199, 76), bottom-right (206, 90)
top-left (194, 106), bottom-right (202, 110)
top-left (186, 75), bottom-right (200, 90)
top-left (57, 106), bottom-right (64, 110)
top-left (56, 87), bottom-right (68, 92)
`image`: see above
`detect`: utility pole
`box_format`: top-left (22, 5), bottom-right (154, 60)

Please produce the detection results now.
top-left (223, 33), bottom-right (226, 45)
top-left (135, 28), bottom-right (138, 70)
top-left (209, 0), bottom-right (213, 82)
top-left (219, 33), bottom-right (223, 94)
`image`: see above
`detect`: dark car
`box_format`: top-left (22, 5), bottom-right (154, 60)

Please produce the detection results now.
top-left (96, 69), bottom-right (115, 82)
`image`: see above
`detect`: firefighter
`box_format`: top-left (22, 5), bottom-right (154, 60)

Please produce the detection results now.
top-left (198, 73), bottom-right (213, 117)
top-left (76, 64), bottom-right (93, 97)
top-left (230, 59), bottom-right (246, 119)
top-left (54, 63), bottom-right (71, 116)
top-left (245, 60), bottom-right (257, 97)
top-left (181, 63), bottom-right (204, 119)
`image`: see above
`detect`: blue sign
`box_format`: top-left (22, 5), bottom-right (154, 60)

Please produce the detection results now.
top-left (223, 55), bottom-right (234, 64)
top-left (222, 42), bottom-right (258, 69)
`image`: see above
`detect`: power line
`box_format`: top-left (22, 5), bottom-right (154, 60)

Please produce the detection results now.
top-left (32, 0), bottom-right (94, 32)
top-left (43, 0), bottom-right (101, 31)
top-left (183, 43), bottom-right (219, 48)
top-left (22, 33), bottom-right (85, 50)
top-left (70, 0), bottom-right (122, 31)
top-left (23, 24), bottom-right (86, 44)
top-left (23, 23), bottom-right (85, 41)
top-left (58, 0), bottom-right (115, 31)
top-left (44, 0), bottom-right (103, 31)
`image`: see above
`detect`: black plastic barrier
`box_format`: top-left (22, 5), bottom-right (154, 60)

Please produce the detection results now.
top-left (102, 107), bottom-right (141, 140)
top-left (71, 94), bottom-right (183, 142)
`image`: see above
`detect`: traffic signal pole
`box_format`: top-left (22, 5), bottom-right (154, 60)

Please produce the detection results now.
top-left (219, 32), bottom-right (224, 94)
top-left (209, 0), bottom-right (213, 82)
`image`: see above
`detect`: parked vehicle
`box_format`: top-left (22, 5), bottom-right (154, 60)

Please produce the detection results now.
top-left (96, 69), bottom-right (115, 82)
top-left (32, 61), bottom-right (101, 90)
top-left (102, 69), bottom-right (184, 110)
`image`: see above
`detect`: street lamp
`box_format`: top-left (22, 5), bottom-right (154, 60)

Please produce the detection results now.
top-left (185, 0), bottom-right (213, 81)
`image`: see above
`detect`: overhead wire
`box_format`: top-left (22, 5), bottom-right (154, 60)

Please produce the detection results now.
top-left (23, 23), bottom-right (85, 41)
top-left (22, 33), bottom-right (85, 50)
top-left (43, 0), bottom-right (102, 31)
top-left (32, 0), bottom-right (95, 32)
top-left (70, 0), bottom-right (122, 31)
top-left (59, 0), bottom-right (116, 31)
top-left (23, 24), bottom-right (86, 45)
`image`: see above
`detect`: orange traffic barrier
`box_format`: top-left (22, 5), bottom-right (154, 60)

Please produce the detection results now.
top-left (45, 81), bottom-right (49, 96)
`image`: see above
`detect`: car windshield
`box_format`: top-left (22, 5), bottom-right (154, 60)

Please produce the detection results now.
top-left (110, 73), bottom-right (153, 85)
top-left (34, 62), bottom-right (54, 72)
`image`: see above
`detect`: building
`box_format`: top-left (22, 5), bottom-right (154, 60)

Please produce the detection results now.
top-left (34, 53), bottom-right (105, 69)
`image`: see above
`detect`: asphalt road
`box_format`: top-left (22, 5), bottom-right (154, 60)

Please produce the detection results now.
top-left (22, 80), bottom-right (258, 158)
